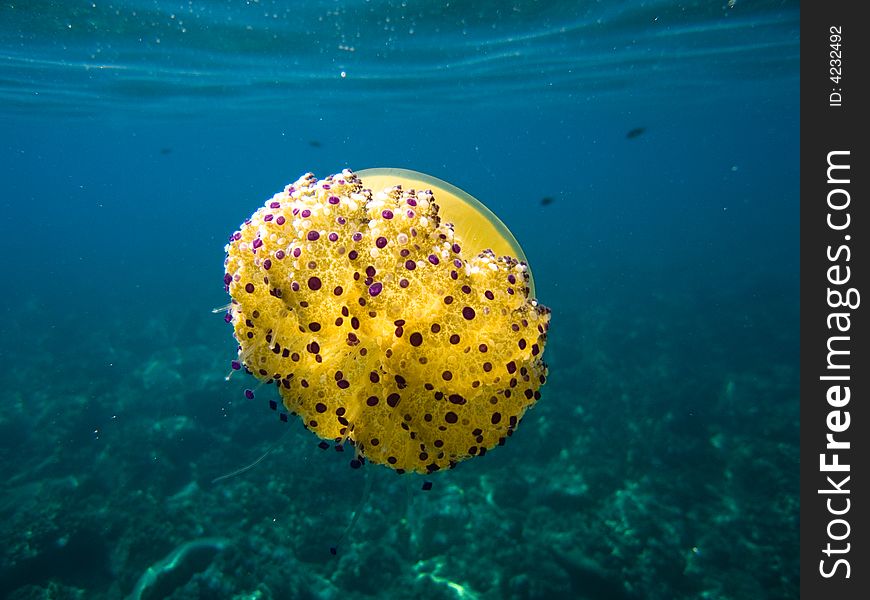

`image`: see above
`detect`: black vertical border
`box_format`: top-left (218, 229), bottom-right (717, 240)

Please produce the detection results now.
top-left (800, 2), bottom-right (868, 598)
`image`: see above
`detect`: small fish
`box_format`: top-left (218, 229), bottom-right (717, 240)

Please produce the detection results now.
top-left (626, 127), bottom-right (646, 139)
top-left (309, 140), bottom-right (322, 148)
top-left (540, 196), bottom-right (554, 206)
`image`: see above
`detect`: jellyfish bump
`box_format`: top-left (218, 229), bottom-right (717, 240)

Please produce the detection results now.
top-left (223, 168), bottom-right (550, 474)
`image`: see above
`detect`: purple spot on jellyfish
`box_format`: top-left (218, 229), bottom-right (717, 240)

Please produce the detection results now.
top-left (369, 282), bottom-right (383, 296)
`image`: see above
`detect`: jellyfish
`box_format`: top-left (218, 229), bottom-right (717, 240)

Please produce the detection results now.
top-left (222, 168), bottom-right (550, 474)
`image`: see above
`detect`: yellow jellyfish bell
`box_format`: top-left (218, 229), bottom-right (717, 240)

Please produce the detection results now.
top-left (223, 169), bottom-right (550, 474)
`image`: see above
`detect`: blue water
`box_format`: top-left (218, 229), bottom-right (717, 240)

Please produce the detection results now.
top-left (1, 1), bottom-right (799, 599)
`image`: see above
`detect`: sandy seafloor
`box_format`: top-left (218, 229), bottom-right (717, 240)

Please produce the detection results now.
top-left (0, 1), bottom-right (799, 598)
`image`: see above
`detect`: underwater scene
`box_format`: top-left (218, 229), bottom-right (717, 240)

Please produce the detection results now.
top-left (0, 1), bottom-right (799, 599)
